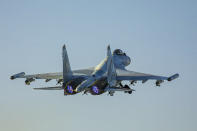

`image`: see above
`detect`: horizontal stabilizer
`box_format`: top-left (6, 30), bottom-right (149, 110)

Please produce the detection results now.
top-left (33, 86), bottom-right (63, 90)
top-left (168, 73), bottom-right (179, 81)
top-left (10, 72), bottom-right (25, 80)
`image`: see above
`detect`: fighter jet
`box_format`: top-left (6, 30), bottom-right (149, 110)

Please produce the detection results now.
top-left (10, 45), bottom-right (179, 96)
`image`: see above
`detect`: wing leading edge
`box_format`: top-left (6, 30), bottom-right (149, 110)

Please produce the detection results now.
top-left (116, 69), bottom-right (179, 82)
top-left (10, 71), bottom-right (91, 80)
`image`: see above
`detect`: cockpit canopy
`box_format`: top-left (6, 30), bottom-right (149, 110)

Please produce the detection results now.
top-left (113, 49), bottom-right (126, 56)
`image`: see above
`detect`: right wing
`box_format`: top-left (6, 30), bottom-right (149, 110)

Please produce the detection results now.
top-left (116, 69), bottom-right (179, 82)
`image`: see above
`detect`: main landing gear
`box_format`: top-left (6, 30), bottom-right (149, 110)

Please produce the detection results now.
top-left (120, 83), bottom-right (134, 94)
top-left (108, 91), bottom-right (115, 96)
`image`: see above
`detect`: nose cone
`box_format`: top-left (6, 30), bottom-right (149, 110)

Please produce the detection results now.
top-left (125, 56), bottom-right (131, 66)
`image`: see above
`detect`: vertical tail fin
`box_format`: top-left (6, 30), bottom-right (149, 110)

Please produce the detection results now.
top-left (106, 45), bottom-right (117, 86)
top-left (62, 45), bottom-right (72, 82)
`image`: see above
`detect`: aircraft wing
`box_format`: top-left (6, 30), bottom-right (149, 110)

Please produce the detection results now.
top-left (22, 72), bottom-right (62, 79)
top-left (33, 86), bottom-right (63, 90)
top-left (116, 69), bottom-right (179, 82)
top-left (10, 71), bottom-right (90, 80)
top-left (10, 68), bottom-right (178, 82)
top-left (73, 67), bottom-right (95, 76)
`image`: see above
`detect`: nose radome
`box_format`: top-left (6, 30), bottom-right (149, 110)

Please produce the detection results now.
top-left (128, 56), bottom-right (131, 63)
top-left (126, 56), bottom-right (131, 66)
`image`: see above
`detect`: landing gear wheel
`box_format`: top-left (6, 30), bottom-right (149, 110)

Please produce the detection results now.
top-left (124, 84), bottom-right (130, 89)
top-left (109, 91), bottom-right (114, 96)
top-left (110, 93), bottom-right (114, 96)
top-left (128, 91), bottom-right (132, 94)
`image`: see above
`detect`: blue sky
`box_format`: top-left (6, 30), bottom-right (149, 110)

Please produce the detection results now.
top-left (0, 0), bottom-right (196, 131)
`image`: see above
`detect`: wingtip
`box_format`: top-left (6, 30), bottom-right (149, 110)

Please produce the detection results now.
top-left (168, 73), bottom-right (179, 81)
top-left (10, 72), bottom-right (25, 80)
top-left (10, 76), bottom-right (14, 80)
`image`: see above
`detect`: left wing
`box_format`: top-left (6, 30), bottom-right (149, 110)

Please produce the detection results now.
top-left (116, 69), bottom-right (179, 82)
top-left (10, 71), bottom-right (90, 80)
top-left (10, 72), bottom-right (62, 80)
top-left (33, 86), bottom-right (63, 90)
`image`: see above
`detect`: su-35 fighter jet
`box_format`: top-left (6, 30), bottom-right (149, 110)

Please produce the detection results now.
top-left (10, 45), bottom-right (179, 96)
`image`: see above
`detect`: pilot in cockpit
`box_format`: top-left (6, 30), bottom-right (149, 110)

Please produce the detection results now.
top-left (113, 49), bottom-right (126, 56)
